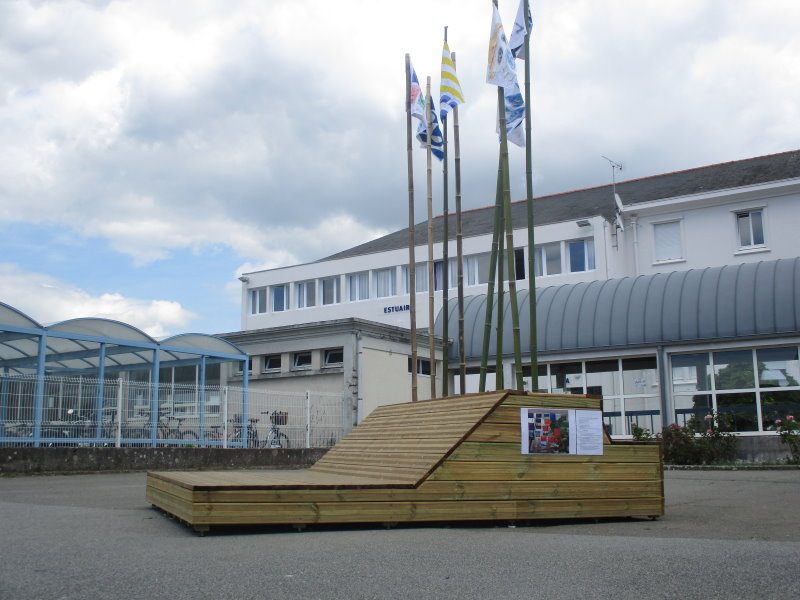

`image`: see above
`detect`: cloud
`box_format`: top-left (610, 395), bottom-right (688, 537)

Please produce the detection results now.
top-left (0, 263), bottom-right (195, 338)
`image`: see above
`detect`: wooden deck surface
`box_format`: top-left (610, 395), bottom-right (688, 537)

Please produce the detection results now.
top-left (146, 391), bottom-right (663, 531)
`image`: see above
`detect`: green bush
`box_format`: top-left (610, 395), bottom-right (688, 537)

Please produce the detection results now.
top-left (774, 415), bottom-right (800, 464)
top-left (659, 414), bottom-right (737, 465)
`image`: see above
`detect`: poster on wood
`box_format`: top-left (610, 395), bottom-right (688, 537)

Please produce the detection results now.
top-left (520, 408), bottom-right (604, 455)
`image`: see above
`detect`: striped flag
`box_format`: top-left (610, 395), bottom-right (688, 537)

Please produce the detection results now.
top-left (439, 41), bottom-right (465, 121)
top-left (416, 95), bottom-right (444, 161)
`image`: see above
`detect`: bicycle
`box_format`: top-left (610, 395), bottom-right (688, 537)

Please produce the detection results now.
top-left (156, 411), bottom-right (198, 443)
top-left (228, 414), bottom-right (260, 448)
top-left (260, 410), bottom-right (289, 449)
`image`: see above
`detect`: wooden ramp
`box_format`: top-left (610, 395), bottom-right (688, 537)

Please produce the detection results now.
top-left (147, 392), bottom-right (663, 532)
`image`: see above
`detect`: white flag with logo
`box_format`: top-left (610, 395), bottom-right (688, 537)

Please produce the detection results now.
top-left (486, 4), bottom-right (517, 88)
top-left (509, 0), bottom-right (533, 59)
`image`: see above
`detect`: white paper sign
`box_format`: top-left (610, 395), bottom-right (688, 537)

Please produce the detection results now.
top-left (520, 408), bottom-right (604, 456)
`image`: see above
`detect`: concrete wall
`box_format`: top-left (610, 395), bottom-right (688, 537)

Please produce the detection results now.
top-left (1, 447), bottom-right (327, 475)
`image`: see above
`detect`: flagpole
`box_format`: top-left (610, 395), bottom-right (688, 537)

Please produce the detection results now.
top-left (425, 76), bottom-right (437, 400)
top-left (452, 51), bottom-right (466, 395)
top-left (479, 155), bottom-right (504, 392)
top-left (441, 29), bottom-right (450, 398)
top-left (498, 86), bottom-right (525, 391)
top-left (523, 0), bottom-right (538, 391)
top-left (404, 54), bottom-right (419, 403)
top-left (495, 158), bottom-right (505, 391)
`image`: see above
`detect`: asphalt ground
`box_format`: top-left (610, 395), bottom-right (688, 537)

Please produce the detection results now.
top-left (1, 470), bottom-right (798, 600)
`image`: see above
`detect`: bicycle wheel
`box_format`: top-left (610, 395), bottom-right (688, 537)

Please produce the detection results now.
top-left (277, 432), bottom-right (289, 449)
top-left (181, 430), bottom-right (198, 442)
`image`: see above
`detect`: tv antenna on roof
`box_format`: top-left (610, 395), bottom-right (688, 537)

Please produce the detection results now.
top-left (602, 155), bottom-right (625, 231)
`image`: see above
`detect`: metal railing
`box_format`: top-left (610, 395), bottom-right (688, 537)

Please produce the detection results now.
top-left (0, 374), bottom-right (349, 449)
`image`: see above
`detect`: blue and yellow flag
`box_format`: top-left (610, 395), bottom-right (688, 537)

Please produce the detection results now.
top-left (439, 42), bottom-right (465, 121)
top-left (416, 95), bottom-right (444, 161)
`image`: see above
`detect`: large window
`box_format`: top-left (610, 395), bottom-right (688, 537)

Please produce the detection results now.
top-left (270, 285), bottom-right (288, 312)
top-left (533, 357), bottom-right (661, 437)
top-left (433, 259), bottom-right (457, 291)
top-left (653, 220), bottom-right (683, 262)
top-left (671, 346), bottom-right (800, 433)
top-left (407, 357), bottom-right (432, 376)
top-left (466, 253), bottom-right (491, 286)
top-left (321, 276), bottom-right (341, 305)
top-left (568, 239), bottom-right (595, 273)
top-left (295, 280), bottom-right (316, 309)
top-left (374, 268), bottom-right (396, 298)
top-left (535, 243), bottom-right (561, 277)
top-left (249, 287), bottom-right (267, 315)
top-left (402, 263), bottom-right (428, 293)
top-left (347, 271), bottom-right (369, 301)
top-left (736, 209), bottom-right (765, 249)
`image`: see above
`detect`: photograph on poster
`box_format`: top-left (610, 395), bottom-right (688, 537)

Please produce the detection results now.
top-left (520, 408), bottom-right (604, 456)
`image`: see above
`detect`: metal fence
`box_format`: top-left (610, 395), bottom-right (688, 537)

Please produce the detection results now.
top-left (0, 374), bottom-right (349, 449)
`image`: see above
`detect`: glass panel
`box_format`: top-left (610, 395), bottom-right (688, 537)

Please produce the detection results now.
top-left (671, 353), bottom-right (711, 392)
top-left (416, 263), bottom-right (428, 292)
top-left (263, 355), bottom-right (281, 371)
top-left (757, 347), bottom-right (800, 388)
top-left (514, 248), bottom-right (525, 280)
top-left (622, 356), bottom-right (658, 395)
top-left (751, 210), bottom-right (764, 245)
top-left (760, 390), bottom-right (800, 431)
top-left (271, 285), bottom-right (286, 312)
top-left (602, 397), bottom-right (623, 437)
top-left (375, 268), bottom-right (395, 298)
top-left (716, 392), bottom-right (758, 432)
top-left (713, 350), bottom-right (755, 390)
top-left (545, 243), bottom-right (561, 275)
top-left (587, 239), bottom-right (595, 270)
top-left (737, 213), bottom-right (752, 247)
top-left (433, 261), bottom-right (444, 291)
top-left (673, 394), bottom-right (712, 428)
top-left (550, 362), bottom-right (583, 394)
top-left (585, 359), bottom-right (620, 397)
top-left (476, 253), bottom-right (490, 284)
top-left (654, 221), bottom-right (682, 261)
top-left (322, 277), bottom-right (339, 305)
top-left (625, 396), bottom-right (661, 435)
top-left (568, 240), bottom-right (586, 272)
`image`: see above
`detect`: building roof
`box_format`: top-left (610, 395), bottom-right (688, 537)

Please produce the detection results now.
top-left (435, 257), bottom-right (800, 359)
top-left (324, 149), bottom-right (800, 262)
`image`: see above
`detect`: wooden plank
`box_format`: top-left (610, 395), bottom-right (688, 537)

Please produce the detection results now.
top-left (502, 395), bottom-right (601, 410)
top-left (430, 461), bottom-right (662, 482)
top-left (367, 393), bottom-right (504, 417)
top-left (464, 422), bottom-right (520, 443)
top-left (194, 479), bottom-right (663, 504)
top-left (486, 405), bottom-right (602, 424)
top-left (183, 498), bottom-right (663, 526)
top-left (449, 442), bottom-right (660, 463)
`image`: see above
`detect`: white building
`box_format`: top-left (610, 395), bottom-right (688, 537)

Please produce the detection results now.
top-left (231, 150), bottom-right (800, 453)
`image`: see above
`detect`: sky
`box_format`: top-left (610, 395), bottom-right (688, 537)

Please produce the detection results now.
top-left (1, 0), bottom-right (798, 337)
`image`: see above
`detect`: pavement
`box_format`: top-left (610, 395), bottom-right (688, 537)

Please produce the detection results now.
top-left (1, 470), bottom-right (798, 600)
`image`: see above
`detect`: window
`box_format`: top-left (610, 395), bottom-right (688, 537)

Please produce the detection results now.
top-left (433, 259), bottom-right (457, 291)
top-left (567, 239), bottom-right (595, 273)
top-left (237, 358), bottom-right (253, 373)
top-left (347, 271), bottom-right (369, 301)
top-left (736, 209), bottom-right (765, 248)
top-left (270, 285), bottom-right (288, 312)
top-left (374, 268), bottom-right (396, 298)
top-left (323, 348), bottom-right (344, 366)
top-left (534, 243), bottom-right (561, 277)
top-left (263, 354), bottom-right (282, 372)
top-left (407, 357), bottom-right (432, 376)
top-left (403, 263), bottom-right (428, 293)
top-left (293, 352), bottom-right (312, 369)
top-left (466, 253), bottom-right (491, 286)
top-left (321, 276), bottom-right (341, 305)
top-left (653, 221), bottom-right (682, 262)
top-left (295, 281), bottom-right (316, 309)
top-left (513, 248), bottom-right (526, 280)
top-left (249, 287), bottom-right (267, 314)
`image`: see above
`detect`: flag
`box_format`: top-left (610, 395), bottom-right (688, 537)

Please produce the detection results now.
top-left (416, 95), bottom-right (444, 161)
top-left (439, 41), bottom-right (465, 121)
top-left (487, 4), bottom-right (526, 147)
top-left (408, 59), bottom-right (426, 123)
top-left (509, 0), bottom-right (533, 59)
top-left (486, 4), bottom-right (517, 88)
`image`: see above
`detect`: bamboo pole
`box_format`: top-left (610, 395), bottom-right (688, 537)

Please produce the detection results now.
top-left (404, 54), bottom-right (418, 402)
top-left (425, 77), bottom-right (436, 400)
top-left (495, 161), bottom-right (505, 391)
top-left (452, 52), bottom-right (466, 395)
top-left (440, 26), bottom-right (450, 398)
top-left (523, 0), bottom-right (539, 390)
top-left (498, 86), bottom-right (525, 391)
top-left (478, 155), bottom-right (504, 392)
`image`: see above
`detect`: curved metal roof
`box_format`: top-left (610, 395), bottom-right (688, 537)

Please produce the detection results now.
top-left (161, 333), bottom-right (246, 355)
top-left (435, 258), bottom-right (800, 359)
top-left (0, 301), bottom-right (42, 329)
top-left (48, 317), bottom-right (156, 344)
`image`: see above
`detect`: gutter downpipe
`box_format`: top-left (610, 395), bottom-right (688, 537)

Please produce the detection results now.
top-left (631, 216), bottom-right (640, 276)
